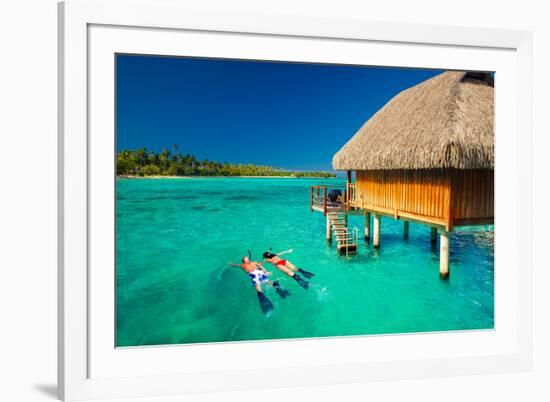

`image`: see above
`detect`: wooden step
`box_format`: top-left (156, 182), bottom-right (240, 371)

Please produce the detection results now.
top-left (337, 244), bottom-right (358, 255)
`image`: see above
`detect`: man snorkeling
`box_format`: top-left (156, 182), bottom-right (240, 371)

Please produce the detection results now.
top-left (262, 249), bottom-right (315, 289)
top-left (229, 256), bottom-right (290, 313)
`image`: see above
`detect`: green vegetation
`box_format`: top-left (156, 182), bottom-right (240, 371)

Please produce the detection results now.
top-left (117, 146), bottom-right (336, 178)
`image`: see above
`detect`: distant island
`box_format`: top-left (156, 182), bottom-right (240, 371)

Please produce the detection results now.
top-left (117, 147), bottom-right (336, 178)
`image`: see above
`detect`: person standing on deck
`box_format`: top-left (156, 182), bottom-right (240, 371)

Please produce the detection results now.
top-left (262, 249), bottom-right (314, 289)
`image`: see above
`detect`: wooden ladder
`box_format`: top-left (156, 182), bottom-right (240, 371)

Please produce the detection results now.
top-left (327, 211), bottom-right (358, 256)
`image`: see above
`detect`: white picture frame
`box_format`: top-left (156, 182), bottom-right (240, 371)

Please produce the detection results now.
top-left (58, 0), bottom-right (533, 400)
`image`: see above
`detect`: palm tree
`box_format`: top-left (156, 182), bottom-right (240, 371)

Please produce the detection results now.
top-left (136, 148), bottom-right (147, 167)
top-left (116, 147), bottom-right (336, 177)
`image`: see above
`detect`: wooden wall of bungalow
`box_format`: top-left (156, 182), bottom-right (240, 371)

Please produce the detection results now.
top-left (349, 168), bottom-right (494, 231)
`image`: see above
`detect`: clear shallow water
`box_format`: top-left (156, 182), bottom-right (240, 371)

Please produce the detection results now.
top-left (116, 177), bottom-right (494, 347)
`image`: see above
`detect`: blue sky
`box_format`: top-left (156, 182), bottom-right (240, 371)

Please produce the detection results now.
top-left (116, 54), bottom-right (442, 171)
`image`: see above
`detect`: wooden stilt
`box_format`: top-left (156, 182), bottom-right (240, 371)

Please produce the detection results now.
top-left (431, 227), bottom-right (437, 245)
top-left (364, 212), bottom-right (371, 241)
top-left (326, 216), bottom-right (332, 242)
top-left (403, 221), bottom-right (409, 239)
top-left (373, 213), bottom-right (381, 248)
top-left (439, 230), bottom-right (450, 279)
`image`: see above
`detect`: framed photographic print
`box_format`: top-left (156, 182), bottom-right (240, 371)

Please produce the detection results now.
top-left (58, 0), bottom-right (533, 400)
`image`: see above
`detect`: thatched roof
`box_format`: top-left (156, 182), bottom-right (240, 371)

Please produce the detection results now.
top-left (332, 71), bottom-right (494, 170)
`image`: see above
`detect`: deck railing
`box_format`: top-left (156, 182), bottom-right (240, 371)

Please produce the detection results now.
top-left (310, 186), bottom-right (327, 214)
top-left (310, 185), bottom-right (347, 215)
top-left (346, 182), bottom-right (356, 209)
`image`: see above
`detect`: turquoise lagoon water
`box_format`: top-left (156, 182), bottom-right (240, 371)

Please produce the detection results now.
top-left (116, 177), bottom-right (494, 347)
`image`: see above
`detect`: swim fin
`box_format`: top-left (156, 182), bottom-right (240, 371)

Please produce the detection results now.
top-left (298, 268), bottom-right (315, 279)
top-left (273, 281), bottom-right (291, 299)
top-left (292, 274), bottom-right (310, 289)
top-left (257, 291), bottom-right (274, 314)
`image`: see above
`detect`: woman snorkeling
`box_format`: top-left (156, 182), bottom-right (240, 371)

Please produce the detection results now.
top-left (262, 249), bottom-right (315, 289)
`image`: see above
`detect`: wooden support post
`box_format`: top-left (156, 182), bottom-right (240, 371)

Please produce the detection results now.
top-left (439, 230), bottom-right (450, 279)
top-left (344, 190), bottom-right (349, 211)
top-left (346, 170), bottom-right (352, 210)
top-left (326, 216), bottom-right (332, 242)
top-left (403, 221), bottom-right (409, 239)
top-left (364, 212), bottom-right (371, 241)
top-left (323, 187), bottom-right (327, 215)
top-left (373, 213), bottom-right (381, 248)
top-left (431, 227), bottom-right (437, 245)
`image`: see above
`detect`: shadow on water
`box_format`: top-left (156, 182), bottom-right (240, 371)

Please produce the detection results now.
top-left (203, 190), bottom-right (225, 196)
top-left (190, 205), bottom-right (209, 211)
top-left (224, 195), bottom-right (261, 202)
top-left (365, 247), bottom-right (381, 260)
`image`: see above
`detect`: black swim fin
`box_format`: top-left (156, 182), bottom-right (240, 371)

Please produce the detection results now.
top-left (257, 291), bottom-right (274, 314)
top-left (292, 274), bottom-right (310, 289)
top-left (273, 281), bottom-right (291, 299)
top-left (298, 268), bottom-right (315, 279)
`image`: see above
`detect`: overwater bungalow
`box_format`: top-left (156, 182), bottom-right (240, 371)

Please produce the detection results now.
top-left (310, 71), bottom-right (494, 278)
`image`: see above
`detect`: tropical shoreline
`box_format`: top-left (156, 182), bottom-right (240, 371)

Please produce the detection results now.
top-left (117, 148), bottom-right (336, 178)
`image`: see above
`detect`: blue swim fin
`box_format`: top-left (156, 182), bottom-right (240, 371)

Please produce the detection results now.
top-left (293, 274), bottom-right (310, 289)
top-left (298, 268), bottom-right (315, 279)
top-left (257, 291), bottom-right (274, 314)
top-left (274, 281), bottom-right (291, 299)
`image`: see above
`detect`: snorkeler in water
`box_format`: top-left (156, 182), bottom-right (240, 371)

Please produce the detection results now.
top-left (229, 256), bottom-right (291, 313)
top-left (262, 249), bottom-right (315, 289)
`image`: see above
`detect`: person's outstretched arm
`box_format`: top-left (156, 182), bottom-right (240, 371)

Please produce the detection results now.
top-left (275, 249), bottom-right (293, 256)
top-left (228, 262), bottom-right (240, 267)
